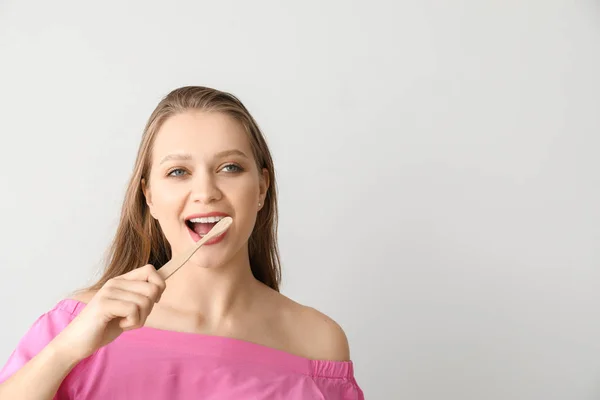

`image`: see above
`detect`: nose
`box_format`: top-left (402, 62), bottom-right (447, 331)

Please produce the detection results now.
top-left (190, 170), bottom-right (222, 204)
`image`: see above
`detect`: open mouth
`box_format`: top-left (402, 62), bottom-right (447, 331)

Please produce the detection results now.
top-left (185, 215), bottom-right (228, 241)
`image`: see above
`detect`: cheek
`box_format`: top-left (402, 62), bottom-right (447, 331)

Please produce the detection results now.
top-left (149, 182), bottom-right (186, 218)
top-left (228, 177), bottom-right (259, 207)
top-left (223, 179), bottom-right (259, 230)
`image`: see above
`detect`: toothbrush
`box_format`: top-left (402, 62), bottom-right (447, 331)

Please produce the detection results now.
top-left (157, 216), bottom-right (233, 280)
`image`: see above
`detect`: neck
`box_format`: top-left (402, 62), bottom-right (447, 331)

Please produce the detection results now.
top-left (157, 246), bottom-right (261, 322)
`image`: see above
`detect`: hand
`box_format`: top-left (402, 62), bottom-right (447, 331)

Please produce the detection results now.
top-left (54, 264), bottom-right (166, 362)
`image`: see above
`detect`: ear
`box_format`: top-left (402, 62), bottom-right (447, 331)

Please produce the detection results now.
top-left (141, 178), bottom-right (157, 219)
top-left (259, 168), bottom-right (270, 207)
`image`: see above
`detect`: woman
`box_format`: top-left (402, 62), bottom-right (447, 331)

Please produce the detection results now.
top-left (0, 86), bottom-right (364, 399)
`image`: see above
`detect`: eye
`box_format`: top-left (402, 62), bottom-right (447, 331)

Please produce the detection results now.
top-left (167, 168), bottom-right (188, 177)
top-left (221, 164), bottom-right (243, 173)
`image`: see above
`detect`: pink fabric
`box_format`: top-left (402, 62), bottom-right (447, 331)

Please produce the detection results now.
top-left (0, 299), bottom-right (364, 399)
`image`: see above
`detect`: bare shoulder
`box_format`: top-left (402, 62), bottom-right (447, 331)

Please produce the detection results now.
top-left (69, 289), bottom-right (97, 304)
top-left (298, 304), bottom-right (351, 361)
top-left (270, 292), bottom-right (350, 361)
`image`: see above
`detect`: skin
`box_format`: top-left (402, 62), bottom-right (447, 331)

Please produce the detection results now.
top-left (83, 110), bottom-right (350, 360)
top-left (0, 110), bottom-right (350, 400)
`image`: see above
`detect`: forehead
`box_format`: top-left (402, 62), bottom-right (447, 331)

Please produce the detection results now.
top-left (151, 111), bottom-right (252, 161)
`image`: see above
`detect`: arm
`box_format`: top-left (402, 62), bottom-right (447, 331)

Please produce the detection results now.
top-left (0, 336), bottom-right (81, 399)
top-left (0, 265), bottom-right (165, 399)
top-left (299, 307), bottom-right (364, 399)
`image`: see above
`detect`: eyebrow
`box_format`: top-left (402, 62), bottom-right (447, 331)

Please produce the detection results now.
top-left (159, 149), bottom-right (249, 165)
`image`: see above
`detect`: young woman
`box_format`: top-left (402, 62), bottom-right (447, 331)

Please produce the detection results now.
top-left (0, 86), bottom-right (364, 399)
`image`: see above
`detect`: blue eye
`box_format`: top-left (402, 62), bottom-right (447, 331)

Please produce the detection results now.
top-left (168, 168), bottom-right (187, 177)
top-left (222, 164), bottom-right (243, 173)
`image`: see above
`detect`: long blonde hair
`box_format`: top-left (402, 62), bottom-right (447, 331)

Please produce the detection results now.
top-left (87, 86), bottom-right (281, 291)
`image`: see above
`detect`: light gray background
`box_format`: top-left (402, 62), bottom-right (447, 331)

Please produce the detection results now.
top-left (1, 1), bottom-right (599, 399)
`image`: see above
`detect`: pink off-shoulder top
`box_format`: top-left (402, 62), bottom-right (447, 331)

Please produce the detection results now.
top-left (0, 299), bottom-right (364, 399)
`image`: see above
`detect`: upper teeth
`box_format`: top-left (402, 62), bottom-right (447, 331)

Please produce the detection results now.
top-left (189, 216), bottom-right (225, 223)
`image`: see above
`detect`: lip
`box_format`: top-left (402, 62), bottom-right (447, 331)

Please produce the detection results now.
top-left (184, 211), bottom-right (231, 221)
top-left (184, 211), bottom-right (231, 245)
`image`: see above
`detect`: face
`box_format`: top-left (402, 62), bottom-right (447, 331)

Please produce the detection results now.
top-left (142, 111), bottom-right (269, 269)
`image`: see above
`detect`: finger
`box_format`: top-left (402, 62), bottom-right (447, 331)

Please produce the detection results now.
top-left (104, 287), bottom-right (155, 327)
top-left (104, 279), bottom-right (162, 303)
top-left (119, 265), bottom-right (166, 295)
top-left (98, 297), bottom-right (141, 330)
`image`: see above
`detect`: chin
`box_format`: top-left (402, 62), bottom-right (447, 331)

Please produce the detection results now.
top-left (188, 235), bottom-right (237, 266)
top-left (186, 251), bottom-right (230, 270)
top-left (167, 229), bottom-right (248, 270)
